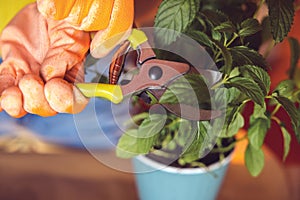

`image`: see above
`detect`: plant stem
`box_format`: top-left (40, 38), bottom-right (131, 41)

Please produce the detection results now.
top-left (271, 104), bottom-right (281, 116)
top-left (146, 91), bottom-right (159, 104)
top-left (190, 161), bottom-right (207, 168)
top-left (226, 33), bottom-right (238, 47)
top-left (211, 74), bottom-right (229, 90)
top-left (165, 117), bottom-right (181, 129)
top-left (265, 95), bottom-right (273, 99)
top-left (214, 50), bottom-right (223, 63)
top-left (124, 112), bottom-right (149, 127)
top-left (216, 140), bottom-right (225, 163)
top-left (211, 136), bottom-right (247, 154)
top-left (271, 116), bottom-right (281, 125)
top-left (215, 58), bottom-right (223, 63)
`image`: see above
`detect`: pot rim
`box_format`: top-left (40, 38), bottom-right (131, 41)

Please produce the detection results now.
top-left (134, 149), bottom-right (235, 174)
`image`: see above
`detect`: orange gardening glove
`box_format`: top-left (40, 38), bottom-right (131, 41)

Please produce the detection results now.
top-left (37, 0), bottom-right (134, 58)
top-left (0, 3), bottom-right (90, 118)
top-left (0, 1), bottom-right (134, 118)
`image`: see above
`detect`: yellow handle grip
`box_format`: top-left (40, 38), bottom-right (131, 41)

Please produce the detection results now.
top-left (128, 29), bottom-right (148, 49)
top-left (76, 83), bottom-right (123, 104)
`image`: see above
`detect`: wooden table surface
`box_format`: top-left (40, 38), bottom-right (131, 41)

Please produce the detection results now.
top-left (0, 143), bottom-right (291, 200)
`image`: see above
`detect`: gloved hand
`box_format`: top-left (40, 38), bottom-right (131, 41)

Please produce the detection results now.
top-left (37, 0), bottom-right (134, 58)
top-left (0, 0), bottom-right (134, 118)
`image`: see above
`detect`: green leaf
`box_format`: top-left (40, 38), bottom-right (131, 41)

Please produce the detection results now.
top-left (137, 114), bottom-right (167, 138)
top-left (273, 80), bottom-right (294, 98)
top-left (245, 144), bottom-right (265, 177)
top-left (240, 65), bottom-right (271, 95)
top-left (154, 0), bottom-right (200, 45)
top-left (252, 102), bottom-right (269, 120)
top-left (226, 87), bottom-right (245, 104)
top-left (229, 67), bottom-right (240, 78)
top-left (220, 112), bottom-right (244, 138)
top-left (198, 10), bottom-right (232, 42)
top-left (274, 96), bottom-right (300, 131)
top-left (226, 77), bottom-right (265, 106)
top-left (116, 113), bottom-right (167, 158)
top-left (280, 126), bottom-right (291, 161)
top-left (188, 30), bottom-right (213, 48)
top-left (159, 74), bottom-right (211, 108)
top-left (214, 90), bottom-right (245, 137)
top-left (180, 121), bottom-right (209, 163)
top-left (239, 18), bottom-right (262, 37)
top-left (248, 116), bottom-right (270, 150)
top-left (214, 21), bottom-right (236, 33)
top-left (213, 40), bottom-right (233, 73)
top-left (266, 0), bottom-right (295, 43)
top-left (213, 87), bottom-right (244, 110)
top-left (292, 89), bottom-right (300, 103)
top-left (229, 46), bottom-right (268, 69)
top-left (195, 15), bottom-right (208, 32)
top-left (175, 119), bottom-right (196, 147)
top-left (288, 37), bottom-right (300, 79)
top-left (116, 129), bottom-right (159, 158)
top-left (212, 30), bottom-right (222, 41)
top-left (201, 10), bottom-right (230, 26)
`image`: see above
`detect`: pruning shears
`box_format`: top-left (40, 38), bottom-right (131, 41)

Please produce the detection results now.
top-left (76, 29), bottom-right (221, 121)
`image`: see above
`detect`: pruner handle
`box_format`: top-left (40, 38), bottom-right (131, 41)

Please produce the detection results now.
top-left (76, 83), bottom-right (123, 104)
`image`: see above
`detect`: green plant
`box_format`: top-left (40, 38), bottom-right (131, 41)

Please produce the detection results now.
top-left (116, 0), bottom-right (300, 176)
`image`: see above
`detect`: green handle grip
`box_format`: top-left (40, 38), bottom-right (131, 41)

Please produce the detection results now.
top-left (76, 83), bottom-right (123, 104)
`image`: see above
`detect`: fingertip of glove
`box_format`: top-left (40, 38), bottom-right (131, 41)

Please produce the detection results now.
top-left (44, 78), bottom-right (88, 114)
top-left (19, 74), bottom-right (57, 117)
top-left (0, 86), bottom-right (27, 118)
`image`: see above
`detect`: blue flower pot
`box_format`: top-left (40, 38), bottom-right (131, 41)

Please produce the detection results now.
top-left (132, 153), bottom-right (233, 200)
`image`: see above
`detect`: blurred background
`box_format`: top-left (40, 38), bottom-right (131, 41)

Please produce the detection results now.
top-left (0, 0), bottom-right (300, 199)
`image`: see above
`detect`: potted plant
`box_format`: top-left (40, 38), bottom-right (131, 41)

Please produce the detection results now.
top-left (114, 0), bottom-right (300, 199)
